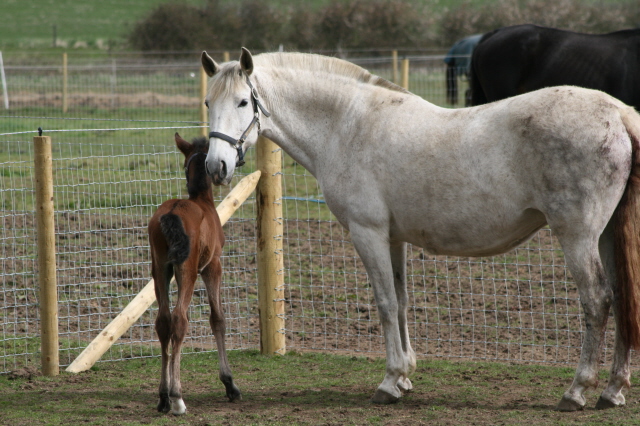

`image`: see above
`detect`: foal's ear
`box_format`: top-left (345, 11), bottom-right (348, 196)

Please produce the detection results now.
top-left (175, 132), bottom-right (191, 156)
top-left (239, 47), bottom-right (253, 76)
top-left (201, 51), bottom-right (220, 77)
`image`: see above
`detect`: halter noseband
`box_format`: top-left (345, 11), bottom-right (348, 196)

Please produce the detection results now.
top-left (208, 76), bottom-right (271, 167)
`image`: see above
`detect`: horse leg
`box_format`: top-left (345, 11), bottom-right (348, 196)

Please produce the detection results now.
top-left (390, 241), bottom-right (415, 393)
top-left (555, 233), bottom-right (612, 411)
top-left (153, 263), bottom-right (173, 413)
top-left (201, 260), bottom-right (241, 402)
top-left (595, 223), bottom-right (630, 409)
top-left (167, 265), bottom-right (197, 415)
top-left (349, 224), bottom-right (406, 404)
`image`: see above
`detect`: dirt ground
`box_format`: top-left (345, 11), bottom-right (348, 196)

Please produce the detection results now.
top-left (1, 212), bottom-right (620, 370)
top-left (4, 351), bottom-right (640, 426)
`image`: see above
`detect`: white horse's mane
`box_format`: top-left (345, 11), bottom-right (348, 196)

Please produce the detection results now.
top-left (208, 52), bottom-right (408, 100)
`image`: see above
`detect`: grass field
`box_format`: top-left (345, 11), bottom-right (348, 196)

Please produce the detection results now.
top-left (1, 350), bottom-right (640, 425)
top-left (3, 0), bottom-right (637, 52)
top-left (0, 0), bottom-right (480, 49)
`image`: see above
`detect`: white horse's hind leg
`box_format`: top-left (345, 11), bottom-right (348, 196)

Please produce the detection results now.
top-left (596, 325), bottom-right (631, 409)
top-left (390, 242), bottom-right (416, 393)
top-left (349, 224), bottom-right (406, 404)
top-left (596, 224), bottom-right (630, 409)
top-left (555, 234), bottom-right (612, 412)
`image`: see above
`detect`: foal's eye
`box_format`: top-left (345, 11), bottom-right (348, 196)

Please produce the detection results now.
top-left (238, 99), bottom-right (249, 108)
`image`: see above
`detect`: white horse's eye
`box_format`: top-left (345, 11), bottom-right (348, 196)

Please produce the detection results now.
top-left (204, 100), bottom-right (209, 109)
top-left (238, 99), bottom-right (249, 108)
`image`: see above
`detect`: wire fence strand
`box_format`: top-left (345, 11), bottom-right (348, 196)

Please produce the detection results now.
top-left (0, 50), bottom-right (621, 374)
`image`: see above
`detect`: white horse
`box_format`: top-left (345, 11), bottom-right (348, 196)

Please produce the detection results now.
top-left (201, 48), bottom-right (640, 411)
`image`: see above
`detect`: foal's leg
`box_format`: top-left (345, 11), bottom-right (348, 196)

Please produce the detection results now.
top-left (153, 264), bottom-right (173, 413)
top-left (167, 265), bottom-right (197, 415)
top-left (595, 224), bottom-right (630, 409)
top-left (201, 260), bottom-right (241, 402)
top-left (555, 234), bottom-right (612, 411)
top-left (390, 242), bottom-right (416, 392)
top-left (350, 224), bottom-right (407, 404)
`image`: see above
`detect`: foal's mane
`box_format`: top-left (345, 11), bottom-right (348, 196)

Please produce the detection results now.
top-left (186, 136), bottom-right (210, 198)
top-left (208, 52), bottom-right (408, 100)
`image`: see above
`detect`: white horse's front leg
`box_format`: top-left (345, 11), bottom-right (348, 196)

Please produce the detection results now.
top-left (350, 225), bottom-right (408, 404)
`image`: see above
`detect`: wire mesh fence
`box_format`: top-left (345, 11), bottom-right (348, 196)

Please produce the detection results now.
top-left (0, 49), bottom-right (621, 374)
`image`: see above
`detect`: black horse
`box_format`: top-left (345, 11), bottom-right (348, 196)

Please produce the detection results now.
top-left (469, 24), bottom-right (640, 109)
top-left (444, 34), bottom-right (482, 106)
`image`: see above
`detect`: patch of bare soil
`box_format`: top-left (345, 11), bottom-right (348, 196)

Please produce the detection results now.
top-left (9, 92), bottom-right (199, 108)
top-left (1, 212), bottom-right (619, 373)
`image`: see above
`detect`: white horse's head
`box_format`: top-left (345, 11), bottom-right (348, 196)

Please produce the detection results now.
top-left (201, 48), bottom-right (269, 185)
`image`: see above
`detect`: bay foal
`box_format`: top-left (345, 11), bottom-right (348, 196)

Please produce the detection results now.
top-left (148, 133), bottom-right (241, 415)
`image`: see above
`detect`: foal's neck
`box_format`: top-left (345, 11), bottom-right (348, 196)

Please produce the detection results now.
top-left (186, 155), bottom-right (214, 205)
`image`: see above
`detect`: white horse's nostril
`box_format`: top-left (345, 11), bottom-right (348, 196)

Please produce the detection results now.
top-left (220, 160), bottom-right (228, 179)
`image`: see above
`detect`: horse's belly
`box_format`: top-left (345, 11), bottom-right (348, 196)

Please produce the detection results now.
top-left (396, 208), bottom-right (547, 257)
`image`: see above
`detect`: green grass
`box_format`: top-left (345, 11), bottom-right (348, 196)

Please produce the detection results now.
top-left (0, 0), bottom-right (475, 49)
top-left (0, 0), bottom-right (207, 49)
top-left (1, 350), bottom-right (640, 425)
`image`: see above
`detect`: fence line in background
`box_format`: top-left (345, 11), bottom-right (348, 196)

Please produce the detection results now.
top-left (0, 50), bottom-right (621, 375)
top-left (65, 170), bottom-right (262, 373)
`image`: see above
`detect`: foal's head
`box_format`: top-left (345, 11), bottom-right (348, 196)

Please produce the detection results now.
top-left (175, 133), bottom-right (212, 199)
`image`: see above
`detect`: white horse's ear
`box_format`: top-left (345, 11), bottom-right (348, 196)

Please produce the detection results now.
top-left (240, 47), bottom-right (254, 76)
top-left (201, 51), bottom-right (220, 77)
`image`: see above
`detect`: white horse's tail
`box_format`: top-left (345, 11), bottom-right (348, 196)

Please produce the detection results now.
top-left (614, 106), bottom-right (640, 350)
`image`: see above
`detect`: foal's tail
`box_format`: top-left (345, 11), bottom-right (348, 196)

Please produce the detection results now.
top-left (614, 107), bottom-right (640, 350)
top-left (160, 213), bottom-right (190, 265)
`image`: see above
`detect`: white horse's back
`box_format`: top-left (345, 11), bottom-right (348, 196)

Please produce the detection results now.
top-left (335, 86), bottom-right (631, 256)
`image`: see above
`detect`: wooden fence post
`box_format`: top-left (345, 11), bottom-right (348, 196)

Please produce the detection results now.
top-left (200, 66), bottom-right (208, 137)
top-left (392, 50), bottom-right (398, 84)
top-left (401, 58), bottom-right (409, 91)
top-left (34, 134), bottom-right (59, 376)
top-left (256, 136), bottom-right (286, 355)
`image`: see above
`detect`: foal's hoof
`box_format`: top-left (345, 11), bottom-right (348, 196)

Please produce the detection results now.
top-left (227, 386), bottom-right (242, 402)
top-left (371, 388), bottom-right (401, 404)
top-left (170, 398), bottom-right (187, 415)
top-left (157, 397), bottom-right (171, 413)
top-left (556, 395), bottom-right (585, 412)
top-left (595, 395), bottom-right (624, 410)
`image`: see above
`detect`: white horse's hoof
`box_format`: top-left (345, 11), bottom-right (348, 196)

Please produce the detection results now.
top-left (595, 394), bottom-right (625, 410)
top-left (372, 387), bottom-right (401, 404)
top-left (170, 398), bottom-right (187, 415)
top-left (397, 377), bottom-right (413, 392)
top-left (556, 395), bottom-right (585, 412)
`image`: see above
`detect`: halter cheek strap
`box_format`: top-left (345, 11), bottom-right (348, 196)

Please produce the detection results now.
top-left (208, 76), bottom-right (271, 167)
top-left (184, 151), bottom-right (205, 182)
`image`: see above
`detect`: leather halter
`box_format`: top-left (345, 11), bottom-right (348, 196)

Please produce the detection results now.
top-left (208, 75), bottom-right (271, 167)
top-left (184, 151), bottom-right (205, 182)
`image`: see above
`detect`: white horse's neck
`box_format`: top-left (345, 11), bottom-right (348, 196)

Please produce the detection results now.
top-left (253, 64), bottom-right (416, 176)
